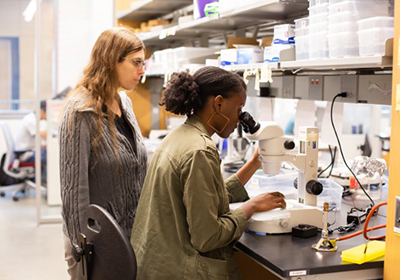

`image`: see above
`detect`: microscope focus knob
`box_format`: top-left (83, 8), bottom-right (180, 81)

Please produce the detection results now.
top-left (306, 180), bottom-right (323, 195)
top-left (284, 140), bottom-right (295, 150)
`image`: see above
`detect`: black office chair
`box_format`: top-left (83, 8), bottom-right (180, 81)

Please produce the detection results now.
top-left (0, 121), bottom-right (38, 201)
top-left (75, 204), bottom-right (137, 280)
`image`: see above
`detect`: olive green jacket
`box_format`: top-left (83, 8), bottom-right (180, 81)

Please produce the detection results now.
top-left (131, 115), bottom-right (249, 280)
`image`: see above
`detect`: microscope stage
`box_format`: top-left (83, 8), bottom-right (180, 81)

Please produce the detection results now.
top-left (230, 199), bottom-right (323, 234)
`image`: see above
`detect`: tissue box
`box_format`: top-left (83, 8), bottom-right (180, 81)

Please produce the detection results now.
top-left (237, 48), bottom-right (263, 64)
top-left (220, 48), bottom-right (263, 65)
top-left (273, 24), bottom-right (295, 44)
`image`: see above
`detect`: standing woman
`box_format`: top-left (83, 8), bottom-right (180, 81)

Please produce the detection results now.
top-left (59, 27), bottom-right (148, 279)
top-left (131, 66), bottom-right (286, 280)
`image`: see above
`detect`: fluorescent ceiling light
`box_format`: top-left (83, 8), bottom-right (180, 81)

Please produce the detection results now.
top-left (23, 0), bottom-right (37, 22)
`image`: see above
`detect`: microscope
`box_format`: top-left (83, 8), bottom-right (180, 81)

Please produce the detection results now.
top-left (238, 112), bottom-right (323, 234)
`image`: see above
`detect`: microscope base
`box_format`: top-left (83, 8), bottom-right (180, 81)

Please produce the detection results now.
top-left (246, 200), bottom-right (323, 234)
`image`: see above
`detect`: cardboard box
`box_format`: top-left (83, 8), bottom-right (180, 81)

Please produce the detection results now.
top-left (261, 36), bottom-right (273, 47)
top-left (226, 37), bottom-right (258, 48)
top-left (148, 19), bottom-right (169, 27)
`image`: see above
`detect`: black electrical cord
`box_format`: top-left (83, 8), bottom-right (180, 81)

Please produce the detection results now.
top-left (318, 145), bottom-right (337, 178)
top-left (327, 146), bottom-right (337, 178)
top-left (330, 92), bottom-right (375, 207)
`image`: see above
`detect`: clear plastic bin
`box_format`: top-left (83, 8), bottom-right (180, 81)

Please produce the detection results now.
top-left (330, 0), bottom-right (389, 4)
top-left (328, 11), bottom-right (378, 26)
top-left (310, 0), bottom-right (329, 6)
top-left (318, 178), bottom-right (344, 210)
top-left (294, 17), bottom-right (309, 30)
top-left (310, 22), bottom-right (329, 34)
top-left (295, 35), bottom-right (309, 61)
top-left (357, 16), bottom-right (394, 31)
top-left (309, 12), bottom-right (329, 26)
top-left (309, 32), bottom-right (329, 59)
top-left (329, 1), bottom-right (391, 19)
top-left (295, 27), bottom-right (309, 37)
top-left (245, 172), bottom-right (298, 199)
top-left (309, 3), bottom-right (329, 16)
top-left (329, 22), bottom-right (358, 34)
top-left (173, 47), bottom-right (220, 69)
top-left (328, 31), bottom-right (359, 58)
top-left (357, 27), bottom-right (394, 56)
top-left (245, 172), bottom-right (344, 210)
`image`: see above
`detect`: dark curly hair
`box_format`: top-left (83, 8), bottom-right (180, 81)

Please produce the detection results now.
top-left (161, 66), bottom-right (246, 116)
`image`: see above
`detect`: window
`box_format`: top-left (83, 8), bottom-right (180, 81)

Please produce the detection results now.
top-left (0, 37), bottom-right (19, 110)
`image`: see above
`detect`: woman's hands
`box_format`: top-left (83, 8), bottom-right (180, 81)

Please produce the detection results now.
top-left (236, 148), bottom-right (262, 185)
top-left (251, 148), bottom-right (262, 168)
top-left (240, 192), bottom-right (286, 220)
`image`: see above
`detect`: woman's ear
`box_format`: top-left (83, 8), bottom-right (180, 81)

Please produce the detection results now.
top-left (213, 95), bottom-right (224, 111)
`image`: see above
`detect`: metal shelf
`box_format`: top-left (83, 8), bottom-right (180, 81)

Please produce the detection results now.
top-left (138, 0), bottom-right (308, 46)
top-left (280, 56), bottom-right (393, 70)
top-left (117, 0), bottom-right (192, 22)
top-left (280, 39), bottom-right (393, 70)
top-left (223, 62), bottom-right (279, 71)
top-left (220, 0), bottom-right (308, 20)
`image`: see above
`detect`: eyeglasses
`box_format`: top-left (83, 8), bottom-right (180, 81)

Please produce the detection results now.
top-left (123, 57), bottom-right (146, 70)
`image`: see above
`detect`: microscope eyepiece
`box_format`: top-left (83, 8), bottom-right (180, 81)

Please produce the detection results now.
top-left (239, 111), bottom-right (260, 134)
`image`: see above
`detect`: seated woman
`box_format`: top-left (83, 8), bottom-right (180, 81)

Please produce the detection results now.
top-left (131, 66), bottom-right (286, 280)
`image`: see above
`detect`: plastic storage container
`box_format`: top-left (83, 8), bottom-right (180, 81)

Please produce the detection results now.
top-left (245, 172), bottom-right (298, 199)
top-left (329, 22), bottom-right (358, 34)
top-left (295, 27), bottom-right (309, 37)
top-left (309, 12), bottom-right (329, 26)
top-left (328, 31), bottom-right (359, 58)
top-left (309, 32), bottom-right (329, 59)
top-left (173, 47), bottom-right (219, 68)
top-left (295, 35), bottom-right (309, 60)
top-left (357, 27), bottom-right (394, 56)
top-left (328, 1), bottom-right (391, 19)
top-left (309, 3), bottom-right (329, 16)
top-left (310, 22), bottom-right (329, 34)
top-left (309, 0), bottom-right (329, 7)
top-left (294, 17), bottom-right (309, 37)
top-left (317, 178), bottom-right (344, 210)
top-left (245, 172), bottom-right (344, 210)
top-left (294, 17), bottom-right (309, 30)
top-left (357, 16), bottom-right (394, 31)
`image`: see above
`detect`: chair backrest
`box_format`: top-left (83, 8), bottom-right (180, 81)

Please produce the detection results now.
top-left (78, 204), bottom-right (137, 280)
top-left (0, 122), bottom-right (16, 174)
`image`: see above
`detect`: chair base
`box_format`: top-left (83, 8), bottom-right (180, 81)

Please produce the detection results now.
top-left (0, 180), bottom-right (47, 202)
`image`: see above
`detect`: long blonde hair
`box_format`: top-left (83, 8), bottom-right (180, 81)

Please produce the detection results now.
top-left (64, 27), bottom-right (145, 156)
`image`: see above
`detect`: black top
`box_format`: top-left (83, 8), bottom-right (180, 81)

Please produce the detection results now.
top-left (102, 103), bottom-right (136, 154)
top-left (115, 110), bottom-right (136, 154)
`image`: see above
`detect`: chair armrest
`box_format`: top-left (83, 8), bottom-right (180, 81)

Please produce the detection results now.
top-left (14, 150), bottom-right (32, 158)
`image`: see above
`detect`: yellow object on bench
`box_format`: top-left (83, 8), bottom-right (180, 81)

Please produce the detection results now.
top-left (341, 241), bottom-right (385, 264)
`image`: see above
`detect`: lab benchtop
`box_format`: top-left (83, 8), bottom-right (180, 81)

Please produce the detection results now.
top-left (234, 196), bottom-right (387, 279)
